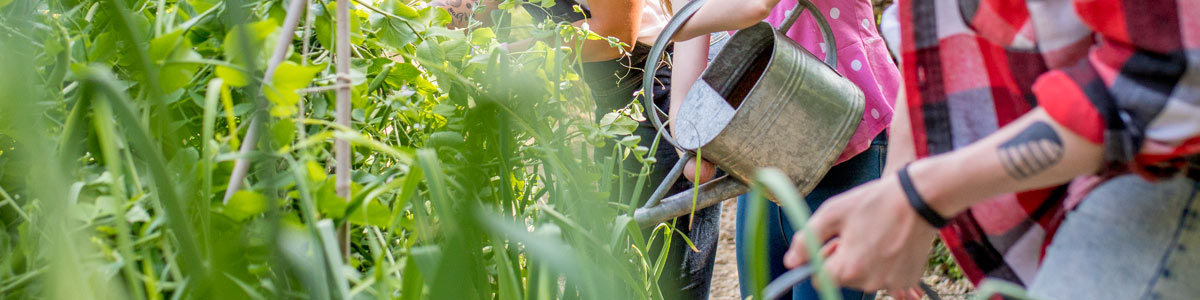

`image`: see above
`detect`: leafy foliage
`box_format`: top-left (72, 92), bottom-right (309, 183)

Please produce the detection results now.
top-left (0, 0), bottom-right (681, 298)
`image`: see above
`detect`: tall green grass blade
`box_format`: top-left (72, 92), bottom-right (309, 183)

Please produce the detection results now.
top-left (317, 220), bottom-right (351, 299)
top-left (756, 168), bottom-right (840, 300)
top-left (93, 95), bottom-right (148, 300)
top-left (82, 66), bottom-right (207, 291)
top-left (744, 183), bottom-right (770, 300)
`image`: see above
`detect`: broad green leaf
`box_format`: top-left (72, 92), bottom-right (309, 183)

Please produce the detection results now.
top-left (315, 177), bottom-right (361, 218)
top-left (443, 39), bottom-right (470, 63)
top-left (417, 6), bottom-right (451, 28)
top-left (469, 28), bottom-right (496, 46)
top-left (599, 112), bottom-right (637, 136)
top-left (160, 53), bottom-right (202, 92)
top-left (270, 118), bottom-right (295, 146)
top-left (383, 0), bottom-right (420, 19)
top-left (416, 40), bottom-right (445, 66)
top-left (0, 0), bottom-right (12, 9)
top-left (215, 65), bottom-right (249, 87)
top-left (262, 61), bottom-right (323, 117)
top-left (151, 30), bottom-right (202, 92)
top-left (507, 6), bottom-right (535, 39)
top-left (223, 190), bottom-right (268, 221)
top-left (314, 2), bottom-right (364, 47)
top-left (306, 160), bottom-right (327, 182)
top-left (90, 32), bottom-right (119, 64)
top-left (374, 16), bottom-right (418, 49)
top-left (149, 31), bottom-right (186, 63)
top-left (346, 199), bottom-right (390, 228)
top-left (386, 63), bottom-right (436, 91)
top-left (224, 20), bottom-right (279, 68)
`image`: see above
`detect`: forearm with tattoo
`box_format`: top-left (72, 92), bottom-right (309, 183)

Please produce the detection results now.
top-left (905, 109), bottom-right (1104, 217)
top-left (997, 121), bottom-right (1064, 179)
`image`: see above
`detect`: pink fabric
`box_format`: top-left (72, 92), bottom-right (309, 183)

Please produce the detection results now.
top-left (763, 0), bottom-right (901, 163)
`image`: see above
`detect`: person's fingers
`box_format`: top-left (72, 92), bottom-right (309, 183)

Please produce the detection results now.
top-left (682, 158), bottom-right (716, 183)
top-left (782, 237), bottom-right (805, 269)
top-left (819, 238), bottom-right (839, 257)
top-left (683, 159), bottom-right (697, 182)
top-left (890, 287), bottom-right (922, 300)
top-left (820, 251), bottom-right (864, 290)
top-left (783, 205), bottom-right (844, 268)
top-left (697, 159), bottom-right (716, 182)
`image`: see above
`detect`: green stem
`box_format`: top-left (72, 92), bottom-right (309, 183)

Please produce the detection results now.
top-left (93, 93), bottom-right (149, 300)
top-left (84, 67), bottom-right (206, 289)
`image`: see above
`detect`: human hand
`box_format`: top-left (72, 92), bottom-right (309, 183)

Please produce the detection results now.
top-left (888, 287), bottom-right (925, 300)
top-left (683, 157), bottom-right (716, 183)
top-left (782, 174), bottom-right (937, 292)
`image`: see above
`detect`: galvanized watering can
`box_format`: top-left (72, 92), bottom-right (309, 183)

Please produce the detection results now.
top-left (632, 0), bottom-right (865, 227)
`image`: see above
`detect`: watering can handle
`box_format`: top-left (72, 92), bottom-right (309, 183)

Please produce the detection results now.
top-left (640, 0), bottom-right (839, 154)
top-left (639, 0), bottom-right (709, 153)
top-left (763, 266), bottom-right (943, 300)
top-left (778, 0), bottom-right (839, 69)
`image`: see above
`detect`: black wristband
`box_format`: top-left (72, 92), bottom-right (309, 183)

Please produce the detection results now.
top-left (897, 164), bottom-right (949, 228)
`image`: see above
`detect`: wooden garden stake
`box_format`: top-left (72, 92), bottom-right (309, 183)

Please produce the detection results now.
top-left (334, 0), bottom-right (353, 257)
top-left (222, 0), bottom-right (310, 204)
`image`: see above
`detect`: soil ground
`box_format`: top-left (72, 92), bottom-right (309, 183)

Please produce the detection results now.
top-left (707, 200), bottom-right (973, 300)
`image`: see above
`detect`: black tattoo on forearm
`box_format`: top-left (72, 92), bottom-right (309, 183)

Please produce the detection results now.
top-left (997, 121), bottom-right (1064, 179)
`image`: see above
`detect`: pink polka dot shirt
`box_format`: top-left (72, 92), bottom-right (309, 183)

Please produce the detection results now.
top-left (763, 0), bottom-right (901, 163)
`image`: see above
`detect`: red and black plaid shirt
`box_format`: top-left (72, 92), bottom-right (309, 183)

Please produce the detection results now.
top-left (898, 0), bottom-right (1200, 286)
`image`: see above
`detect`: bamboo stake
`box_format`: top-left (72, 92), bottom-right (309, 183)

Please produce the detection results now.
top-left (222, 0), bottom-right (309, 204)
top-left (334, 0), bottom-right (353, 257)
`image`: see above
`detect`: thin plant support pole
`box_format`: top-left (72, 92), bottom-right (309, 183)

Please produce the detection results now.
top-left (222, 0), bottom-right (310, 204)
top-left (334, 0), bottom-right (353, 257)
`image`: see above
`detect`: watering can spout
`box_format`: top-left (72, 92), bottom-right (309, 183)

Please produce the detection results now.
top-left (633, 176), bottom-right (748, 227)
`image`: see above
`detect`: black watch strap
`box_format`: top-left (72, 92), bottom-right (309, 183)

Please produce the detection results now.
top-left (898, 165), bottom-right (949, 228)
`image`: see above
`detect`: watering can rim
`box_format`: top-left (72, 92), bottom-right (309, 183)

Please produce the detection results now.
top-left (640, 0), bottom-right (841, 154)
top-left (680, 21), bottom-right (839, 151)
top-left (637, 0), bottom-right (849, 209)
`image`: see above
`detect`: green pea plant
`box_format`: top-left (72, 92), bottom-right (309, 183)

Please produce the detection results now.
top-left (0, 0), bottom-right (691, 298)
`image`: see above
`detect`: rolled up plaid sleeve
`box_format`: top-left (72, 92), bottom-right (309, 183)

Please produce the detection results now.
top-left (1033, 0), bottom-right (1200, 176)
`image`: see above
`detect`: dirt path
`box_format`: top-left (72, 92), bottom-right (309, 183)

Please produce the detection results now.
top-left (706, 200), bottom-right (973, 300)
top-left (709, 200), bottom-right (742, 300)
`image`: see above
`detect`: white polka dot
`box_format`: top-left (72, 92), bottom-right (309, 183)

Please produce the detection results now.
top-left (871, 108), bottom-right (880, 119)
top-left (786, 8), bottom-right (794, 17)
top-left (862, 19), bottom-right (871, 30)
top-left (818, 42), bottom-right (827, 53)
top-left (829, 7), bottom-right (840, 19)
top-left (851, 59), bottom-right (862, 71)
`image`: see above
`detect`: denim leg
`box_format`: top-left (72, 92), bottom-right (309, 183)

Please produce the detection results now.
top-left (736, 134), bottom-right (886, 300)
top-left (1028, 175), bottom-right (1200, 300)
top-left (736, 193), bottom-right (794, 298)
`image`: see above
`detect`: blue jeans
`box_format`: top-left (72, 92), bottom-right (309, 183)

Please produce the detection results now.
top-left (1029, 174), bottom-right (1200, 299)
top-left (735, 134), bottom-right (886, 300)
